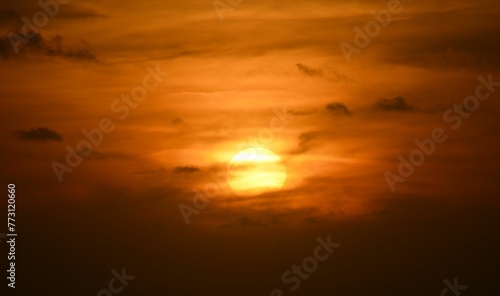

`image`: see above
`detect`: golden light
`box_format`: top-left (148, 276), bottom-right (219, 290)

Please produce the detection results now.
top-left (228, 147), bottom-right (287, 196)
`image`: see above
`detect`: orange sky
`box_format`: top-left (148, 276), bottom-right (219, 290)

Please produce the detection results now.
top-left (1, 0), bottom-right (500, 295)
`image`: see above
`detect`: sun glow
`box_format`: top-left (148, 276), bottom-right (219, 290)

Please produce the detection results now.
top-left (228, 148), bottom-right (287, 196)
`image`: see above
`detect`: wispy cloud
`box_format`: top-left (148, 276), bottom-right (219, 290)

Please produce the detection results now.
top-left (374, 97), bottom-right (414, 112)
top-left (12, 127), bottom-right (62, 142)
top-left (174, 165), bottom-right (200, 174)
top-left (297, 63), bottom-right (324, 77)
top-left (326, 102), bottom-right (352, 116)
top-left (291, 132), bottom-right (318, 155)
top-left (0, 31), bottom-right (97, 61)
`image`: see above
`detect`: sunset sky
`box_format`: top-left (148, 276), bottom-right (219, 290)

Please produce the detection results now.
top-left (1, 0), bottom-right (500, 295)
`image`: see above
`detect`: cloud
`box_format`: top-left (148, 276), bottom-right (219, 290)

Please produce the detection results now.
top-left (12, 127), bottom-right (63, 142)
top-left (374, 96), bottom-right (414, 112)
top-left (171, 118), bottom-right (184, 125)
top-left (297, 63), bottom-right (351, 82)
top-left (0, 5), bottom-right (105, 25)
top-left (0, 31), bottom-right (97, 61)
top-left (326, 102), bottom-right (352, 116)
top-left (174, 165), bottom-right (200, 174)
top-left (291, 132), bottom-right (318, 154)
top-left (296, 63), bottom-right (324, 77)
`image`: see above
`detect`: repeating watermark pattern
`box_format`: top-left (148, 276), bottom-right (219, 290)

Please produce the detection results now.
top-left (7, 0), bottom-right (70, 53)
top-left (213, 0), bottom-right (243, 21)
top-left (97, 268), bottom-right (135, 296)
top-left (441, 277), bottom-right (467, 296)
top-left (178, 107), bottom-right (294, 225)
top-left (51, 65), bottom-right (168, 183)
top-left (269, 234), bottom-right (340, 296)
top-left (384, 74), bottom-right (500, 192)
top-left (339, 0), bottom-right (407, 63)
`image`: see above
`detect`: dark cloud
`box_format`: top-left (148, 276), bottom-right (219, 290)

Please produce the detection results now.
top-left (171, 118), bottom-right (184, 125)
top-left (12, 127), bottom-right (63, 142)
top-left (0, 5), bottom-right (105, 25)
top-left (0, 31), bottom-right (97, 61)
top-left (291, 132), bottom-right (317, 154)
top-left (374, 96), bottom-right (414, 112)
top-left (297, 63), bottom-right (324, 77)
top-left (174, 165), bottom-right (200, 174)
top-left (326, 102), bottom-right (352, 116)
top-left (297, 63), bottom-right (351, 82)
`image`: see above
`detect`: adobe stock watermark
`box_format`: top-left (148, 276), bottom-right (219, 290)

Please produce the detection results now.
top-left (441, 277), bottom-right (467, 296)
top-left (97, 268), bottom-right (135, 296)
top-left (213, 0), bottom-right (243, 21)
top-left (339, 0), bottom-right (407, 63)
top-left (269, 234), bottom-right (340, 296)
top-left (385, 74), bottom-right (500, 192)
top-left (178, 107), bottom-right (294, 225)
top-left (7, 0), bottom-right (70, 53)
top-left (51, 65), bottom-right (168, 182)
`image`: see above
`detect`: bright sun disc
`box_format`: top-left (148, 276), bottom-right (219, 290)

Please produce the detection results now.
top-left (228, 148), bottom-right (286, 196)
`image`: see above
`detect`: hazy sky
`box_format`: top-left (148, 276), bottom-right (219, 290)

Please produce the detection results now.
top-left (1, 0), bottom-right (500, 295)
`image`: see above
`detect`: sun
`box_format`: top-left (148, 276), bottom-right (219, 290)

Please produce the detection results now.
top-left (228, 148), bottom-right (287, 196)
